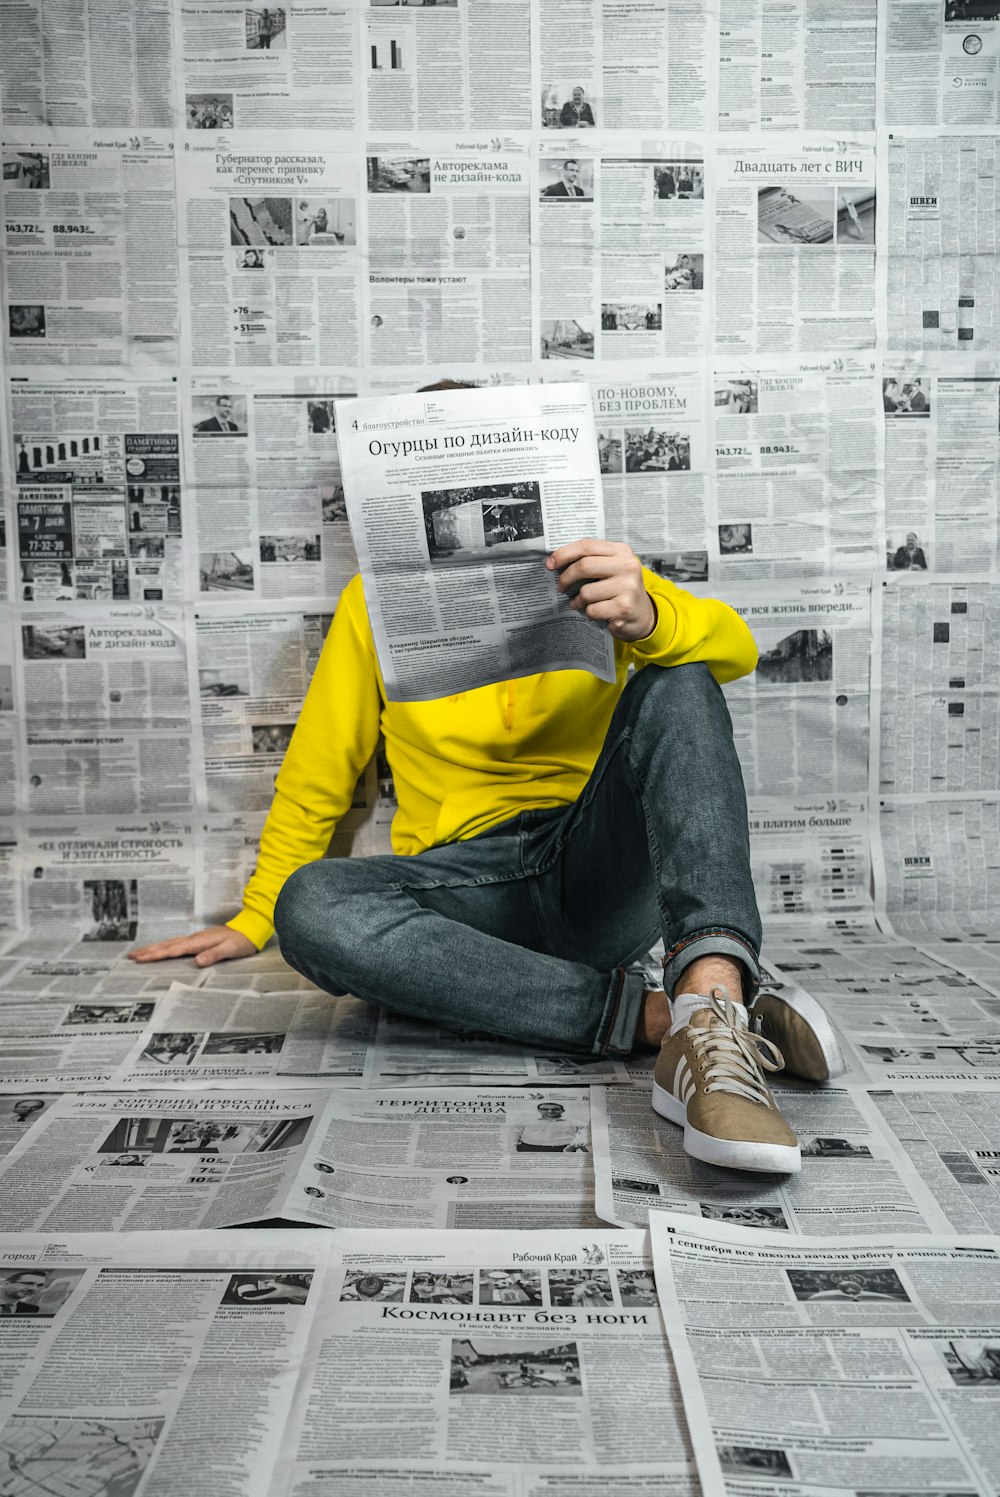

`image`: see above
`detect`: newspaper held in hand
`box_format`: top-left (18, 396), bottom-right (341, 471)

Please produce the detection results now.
top-left (335, 383), bottom-right (615, 702)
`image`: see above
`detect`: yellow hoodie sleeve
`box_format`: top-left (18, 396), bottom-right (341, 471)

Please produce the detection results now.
top-left (628, 568), bottom-right (758, 682)
top-left (227, 576), bottom-right (382, 949)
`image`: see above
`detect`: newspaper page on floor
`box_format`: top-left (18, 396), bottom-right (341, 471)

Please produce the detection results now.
top-left (650, 1213), bottom-right (1000, 1497)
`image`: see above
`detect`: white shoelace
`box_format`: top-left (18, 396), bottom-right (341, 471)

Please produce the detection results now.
top-left (688, 989), bottom-right (785, 1107)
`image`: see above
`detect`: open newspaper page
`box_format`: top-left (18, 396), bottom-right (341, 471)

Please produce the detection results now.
top-left (589, 374), bottom-right (710, 565)
top-left (0, 987), bottom-right (167, 1091)
top-left (878, 0), bottom-right (1000, 127)
top-left (590, 1075), bottom-right (950, 1235)
top-left (103, 976), bottom-right (637, 1088)
top-left (194, 605), bottom-right (344, 814)
top-left (0, 1229), bottom-right (323, 1497)
top-left (177, 130), bottom-right (361, 369)
top-left (533, 141), bottom-right (708, 365)
top-left (719, 0), bottom-right (874, 131)
top-left (0, 0), bottom-right (175, 128)
top-left (18, 816), bottom-right (198, 958)
top-left (876, 578), bottom-right (1000, 797)
top-left (16, 604), bottom-right (195, 821)
top-left (365, 8), bottom-right (530, 130)
top-left (533, 3), bottom-right (710, 134)
top-left (9, 372), bottom-right (185, 606)
top-left (650, 1214), bottom-right (1000, 1497)
top-left (712, 360), bottom-right (883, 577)
top-left (883, 132), bottom-right (1000, 352)
top-left (0, 1089), bottom-right (327, 1231)
top-left (875, 796), bottom-right (1000, 942)
top-left (178, 2), bottom-right (359, 132)
top-left (281, 1086), bottom-right (599, 1230)
top-left (869, 1083), bottom-right (1000, 1232)
top-left (749, 797), bottom-right (874, 932)
top-left (366, 1005), bottom-right (634, 1087)
top-left (727, 581), bottom-right (872, 797)
top-left (2, 130), bottom-right (179, 369)
top-left (713, 138), bottom-right (876, 358)
top-left (364, 141), bottom-right (531, 367)
top-left (274, 1227), bottom-right (697, 1497)
top-left (184, 374), bottom-right (358, 602)
top-left (882, 367), bottom-right (1000, 573)
top-left (114, 980), bottom-right (381, 1087)
top-left (336, 383), bottom-right (615, 701)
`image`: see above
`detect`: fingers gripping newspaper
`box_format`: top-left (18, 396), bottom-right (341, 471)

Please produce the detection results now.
top-left (335, 383), bottom-right (615, 701)
top-left (650, 1214), bottom-right (1000, 1497)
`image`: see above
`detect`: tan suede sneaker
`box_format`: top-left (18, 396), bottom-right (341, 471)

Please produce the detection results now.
top-left (652, 989), bottom-right (801, 1173)
top-left (750, 984), bottom-right (846, 1084)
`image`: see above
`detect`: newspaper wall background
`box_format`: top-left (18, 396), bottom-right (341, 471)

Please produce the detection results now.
top-left (2, 7), bottom-right (1000, 1495)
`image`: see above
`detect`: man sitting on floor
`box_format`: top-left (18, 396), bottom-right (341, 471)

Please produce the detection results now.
top-left (131, 382), bottom-right (844, 1173)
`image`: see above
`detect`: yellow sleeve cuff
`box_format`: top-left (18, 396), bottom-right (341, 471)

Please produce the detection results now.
top-left (227, 910), bottom-right (275, 951)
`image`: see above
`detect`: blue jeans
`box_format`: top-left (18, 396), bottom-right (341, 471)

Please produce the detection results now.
top-left (274, 663), bottom-right (762, 1057)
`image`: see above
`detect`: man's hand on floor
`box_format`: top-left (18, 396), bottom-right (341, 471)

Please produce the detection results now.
top-left (547, 539), bottom-right (657, 642)
top-left (128, 925), bottom-right (256, 967)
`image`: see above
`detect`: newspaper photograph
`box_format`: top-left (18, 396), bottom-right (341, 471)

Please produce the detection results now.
top-left (178, 130), bottom-right (361, 368)
top-left (179, 0), bottom-right (359, 132)
top-left (882, 367), bottom-right (999, 573)
top-left (727, 581), bottom-right (872, 796)
top-left (713, 359), bottom-right (883, 576)
top-left (365, 141), bottom-right (530, 367)
top-left (9, 373), bottom-right (184, 605)
top-left (590, 375), bottom-right (709, 563)
top-left (2, 130), bottom-right (180, 368)
top-left (714, 137), bottom-right (876, 357)
top-left (184, 374), bottom-right (358, 602)
top-left (0, 1229), bottom-right (323, 1497)
top-left (591, 1077), bottom-right (948, 1235)
top-left (275, 1227), bottom-right (697, 1497)
top-left (534, 143), bottom-right (707, 366)
top-left (336, 382), bottom-right (616, 700)
top-left (650, 1215), bottom-right (1000, 1497)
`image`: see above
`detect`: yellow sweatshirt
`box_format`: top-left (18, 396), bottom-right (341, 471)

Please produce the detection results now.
top-left (228, 570), bottom-right (757, 949)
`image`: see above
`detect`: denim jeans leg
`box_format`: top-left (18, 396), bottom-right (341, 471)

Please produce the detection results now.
top-left (273, 831), bottom-right (643, 1055)
top-left (522, 662), bottom-right (762, 1004)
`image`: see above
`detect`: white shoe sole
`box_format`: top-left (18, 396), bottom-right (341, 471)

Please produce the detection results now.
top-left (651, 1080), bottom-right (802, 1174)
top-left (762, 986), bottom-right (847, 1082)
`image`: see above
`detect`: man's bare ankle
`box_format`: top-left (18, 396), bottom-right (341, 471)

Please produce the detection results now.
top-left (673, 956), bottom-right (746, 1008)
top-left (637, 987), bottom-right (670, 1048)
